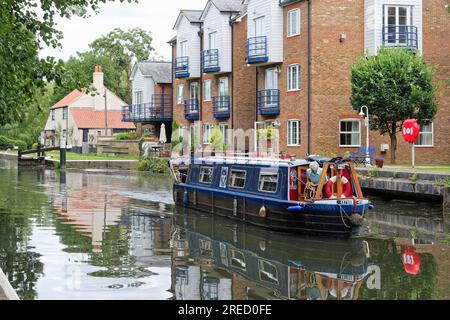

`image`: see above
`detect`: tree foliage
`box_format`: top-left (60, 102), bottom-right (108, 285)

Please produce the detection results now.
top-left (0, 0), bottom-right (137, 126)
top-left (350, 48), bottom-right (438, 164)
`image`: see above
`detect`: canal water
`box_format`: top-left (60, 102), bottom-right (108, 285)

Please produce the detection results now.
top-left (0, 159), bottom-right (449, 300)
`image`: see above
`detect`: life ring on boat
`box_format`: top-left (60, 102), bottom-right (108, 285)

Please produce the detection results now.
top-left (324, 176), bottom-right (352, 198)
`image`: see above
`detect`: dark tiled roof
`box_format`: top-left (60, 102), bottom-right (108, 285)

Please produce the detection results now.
top-left (135, 61), bottom-right (172, 84)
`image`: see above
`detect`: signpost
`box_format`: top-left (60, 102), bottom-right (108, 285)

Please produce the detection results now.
top-left (402, 119), bottom-right (420, 168)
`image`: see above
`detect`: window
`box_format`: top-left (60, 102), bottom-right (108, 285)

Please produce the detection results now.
top-left (180, 41), bottom-right (188, 57)
top-left (258, 172), bottom-right (278, 193)
top-left (51, 110), bottom-right (55, 121)
top-left (229, 170), bottom-right (246, 189)
top-left (230, 250), bottom-right (246, 271)
top-left (208, 32), bottom-right (217, 50)
top-left (254, 16), bottom-right (265, 37)
top-left (203, 124), bottom-right (213, 144)
top-left (62, 107), bottom-right (68, 120)
top-left (339, 119), bottom-right (361, 147)
top-left (134, 91), bottom-right (143, 105)
top-left (287, 120), bottom-right (300, 146)
top-left (177, 85), bottom-right (184, 105)
top-left (203, 80), bottom-right (212, 101)
top-left (416, 121), bottom-right (433, 147)
top-left (383, 5), bottom-right (412, 46)
top-left (199, 166), bottom-right (214, 184)
top-left (288, 64), bottom-right (300, 91)
top-left (219, 123), bottom-right (228, 146)
top-left (287, 9), bottom-right (300, 37)
top-left (199, 239), bottom-right (213, 257)
top-left (62, 129), bottom-right (67, 140)
top-left (258, 260), bottom-right (279, 285)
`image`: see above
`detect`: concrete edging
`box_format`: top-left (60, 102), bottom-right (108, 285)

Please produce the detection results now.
top-left (0, 268), bottom-right (19, 300)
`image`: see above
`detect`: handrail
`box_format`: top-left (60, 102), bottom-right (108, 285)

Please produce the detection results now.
top-left (246, 36), bottom-right (268, 63)
top-left (382, 25), bottom-right (418, 49)
top-left (202, 49), bottom-right (220, 73)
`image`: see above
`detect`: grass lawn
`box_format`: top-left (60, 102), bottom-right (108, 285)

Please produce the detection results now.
top-left (0, 150), bottom-right (18, 155)
top-left (382, 164), bottom-right (450, 173)
top-left (46, 151), bottom-right (138, 161)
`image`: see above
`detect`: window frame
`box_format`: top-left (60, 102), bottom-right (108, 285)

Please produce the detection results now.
top-left (287, 119), bottom-right (301, 146)
top-left (177, 85), bottom-right (184, 105)
top-left (287, 64), bottom-right (301, 92)
top-left (199, 166), bottom-right (214, 184)
top-left (287, 8), bottom-right (301, 37)
top-left (339, 119), bottom-right (361, 147)
top-left (203, 123), bottom-right (213, 145)
top-left (258, 171), bottom-right (279, 194)
top-left (258, 259), bottom-right (279, 285)
top-left (62, 107), bottom-right (68, 120)
top-left (51, 109), bottom-right (55, 121)
top-left (203, 80), bottom-right (212, 102)
top-left (229, 169), bottom-right (247, 189)
top-left (416, 121), bottom-right (434, 147)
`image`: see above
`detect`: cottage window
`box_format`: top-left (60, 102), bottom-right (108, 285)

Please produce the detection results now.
top-left (339, 119), bottom-right (361, 147)
top-left (288, 64), bottom-right (300, 91)
top-left (287, 120), bottom-right (301, 146)
top-left (258, 172), bottom-right (278, 193)
top-left (416, 121), bottom-right (433, 147)
top-left (62, 107), bottom-right (68, 120)
top-left (229, 170), bottom-right (246, 189)
top-left (199, 166), bottom-right (214, 184)
top-left (287, 9), bottom-right (300, 37)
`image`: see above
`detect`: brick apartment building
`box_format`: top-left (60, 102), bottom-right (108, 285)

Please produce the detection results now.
top-left (168, 0), bottom-right (449, 164)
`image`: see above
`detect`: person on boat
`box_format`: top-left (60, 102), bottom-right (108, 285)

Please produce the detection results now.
top-left (306, 161), bottom-right (327, 186)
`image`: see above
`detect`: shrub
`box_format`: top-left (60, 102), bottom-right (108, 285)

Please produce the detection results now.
top-left (0, 135), bottom-right (15, 148)
top-left (129, 131), bottom-right (138, 140)
top-left (367, 167), bottom-right (380, 178)
top-left (115, 132), bottom-right (130, 140)
top-left (409, 173), bottom-right (418, 183)
top-left (137, 157), bottom-right (169, 174)
top-left (14, 140), bottom-right (28, 151)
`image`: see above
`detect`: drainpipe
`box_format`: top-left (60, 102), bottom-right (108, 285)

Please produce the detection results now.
top-left (198, 25), bottom-right (203, 122)
top-left (230, 14), bottom-right (234, 130)
top-left (307, 0), bottom-right (312, 155)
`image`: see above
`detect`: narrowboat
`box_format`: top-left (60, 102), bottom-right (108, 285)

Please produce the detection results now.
top-left (169, 156), bottom-right (374, 237)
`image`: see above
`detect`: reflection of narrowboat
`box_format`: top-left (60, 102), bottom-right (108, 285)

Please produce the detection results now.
top-left (170, 156), bottom-right (373, 237)
top-left (172, 210), bottom-right (373, 300)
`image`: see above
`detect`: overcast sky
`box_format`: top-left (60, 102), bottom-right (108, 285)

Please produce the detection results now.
top-left (40, 0), bottom-right (207, 62)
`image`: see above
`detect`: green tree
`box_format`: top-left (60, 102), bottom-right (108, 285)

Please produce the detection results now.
top-left (0, 0), bottom-right (137, 126)
top-left (350, 48), bottom-right (438, 164)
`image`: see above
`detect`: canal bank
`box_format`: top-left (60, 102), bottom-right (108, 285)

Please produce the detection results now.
top-left (0, 268), bottom-right (19, 300)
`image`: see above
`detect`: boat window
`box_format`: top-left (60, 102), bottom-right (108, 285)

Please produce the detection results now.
top-left (199, 239), bottom-right (213, 257)
top-left (258, 260), bottom-right (279, 285)
top-left (199, 166), bottom-right (214, 184)
top-left (230, 249), bottom-right (246, 271)
top-left (258, 172), bottom-right (278, 193)
top-left (229, 170), bottom-right (246, 189)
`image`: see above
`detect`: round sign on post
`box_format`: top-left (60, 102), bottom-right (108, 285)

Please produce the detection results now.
top-left (402, 119), bottom-right (420, 168)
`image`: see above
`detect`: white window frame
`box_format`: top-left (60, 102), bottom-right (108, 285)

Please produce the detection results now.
top-left (287, 119), bottom-right (301, 146)
top-left (258, 172), bottom-right (279, 194)
top-left (287, 8), bottom-right (301, 37)
top-left (208, 32), bottom-right (217, 50)
top-left (416, 121), bottom-right (434, 147)
top-left (203, 80), bottom-right (212, 102)
top-left (177, 85), bottom-right (184, 105)
top-left (134, 91), bottom-right (143, 105)
top-left (287, 64), bottom-right (301, 91)
top-left (180, 41), bottom-right (188, 57)
top-left (339, 119), bottom-right (361, 147)
top-left (219, 122), bottom-right (228, 146)
top-left (62, 107), bottom-right (68, 120)
top-left (199, 166), bottom-right (214, 184)
top-left (229, 169), bottom-right (247, 189)
top-left (203, 123), bottom-right (213, 145)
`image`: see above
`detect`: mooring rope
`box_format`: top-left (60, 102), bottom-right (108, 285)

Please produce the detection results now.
top-left (339, 204), bottom-right (352, 229)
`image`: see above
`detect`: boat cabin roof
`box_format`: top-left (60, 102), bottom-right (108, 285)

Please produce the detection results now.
top-left (192, 157), bottom-right (310, 168)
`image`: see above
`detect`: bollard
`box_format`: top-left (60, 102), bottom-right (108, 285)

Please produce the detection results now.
top-left (60, 146), bottom-right (66, 169)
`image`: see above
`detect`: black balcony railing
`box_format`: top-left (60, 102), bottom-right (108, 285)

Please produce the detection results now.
top-left (382, 25), bottom-right (418, 49)
top-left (174, 56), bottom-right (190, 78)
top-left (184, 99), bottom-right (200, 120)
top-left (122, 94), bottom-right (173, 122)
top-left (257, 89), bottom-right (280, 115)
top-left (202, 49), bottom-right (220, 73)
top-left (246, 36), bottom-right (268, 64)
top-left (212, 96), bottom-right (230, 118)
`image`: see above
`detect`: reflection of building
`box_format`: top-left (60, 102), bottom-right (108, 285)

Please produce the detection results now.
top-left (171, 211), bottom-right (372, 300)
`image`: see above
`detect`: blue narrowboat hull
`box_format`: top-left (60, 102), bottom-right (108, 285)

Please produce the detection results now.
top-left (173, 183), bottom-right (370, 237)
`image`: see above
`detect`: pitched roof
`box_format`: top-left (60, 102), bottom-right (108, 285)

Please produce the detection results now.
top-left (279, 0), bottom-right (303, 7)
top-left (51, 89), bottom-right (84, 110)
top-left (133, 61), bottom-right (172, 84)
top-left (70, 108), bottom-right (135, 130)
top-left (181, 10), bottom-right (203, 23)
top-left (210, 0), bottom-right (246, 12)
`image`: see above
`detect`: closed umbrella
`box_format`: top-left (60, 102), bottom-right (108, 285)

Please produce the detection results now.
top-left (159, 123), bottom-right (167, 144)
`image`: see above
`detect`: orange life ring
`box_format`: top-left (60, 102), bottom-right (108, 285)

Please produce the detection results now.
top-left (324, 176), bottom-right (352, 198)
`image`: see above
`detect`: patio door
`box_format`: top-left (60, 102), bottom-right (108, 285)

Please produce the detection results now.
top-left (384, 5), bottom-right (412, 45)
top-left (218, 77), bottom-right (229, 111)
top-left (265, 68), bottom-right (278, 105)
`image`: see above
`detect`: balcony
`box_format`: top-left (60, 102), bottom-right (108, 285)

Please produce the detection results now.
top-left (382, 25), bottom-right (418, 50)
top-left (184, 99), bottom-right (200, 120)
top-left (257, 89), bottom-right (280, 115)
top-left (122, 94), bottom-right (173, 122)
top-left (212, 96), bottom-right (230, 118)
top-left (202, 49), bottom-right (220, 73)
top-left (246, 36), bottom-right (268, 64)
top-left (174, 57), bottom-right (190, 78)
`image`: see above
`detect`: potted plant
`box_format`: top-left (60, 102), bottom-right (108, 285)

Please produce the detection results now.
top-left (374, 157), bottom-right (384, 168)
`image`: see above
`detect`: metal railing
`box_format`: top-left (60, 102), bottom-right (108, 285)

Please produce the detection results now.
top-left (202, 49), bottom-right (220, 73)
top-left (257, 89), bottom-right (280, 115)
top-left (184, 99), bottom-right (200, 120)
top-left (212, 96), bottom-right (230, 118)
top-left (382, 25), bottom-right (418, 49)
top-left (122, 94), bottom-right (173, 122)
top-left (246, 36), bottom-right (268, 63)
top-left (174, 56), bottom-right (190, 78)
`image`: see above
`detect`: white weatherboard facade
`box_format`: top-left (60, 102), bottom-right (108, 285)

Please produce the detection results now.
top-left (202, 3), bottom-right (233, 73)
top-left (176, 15), bottom-right (201, 78)
top-left (131, 67), bottom-right (154, 105)
top-left (364, 0), bottom-right (423, 55)
top-left (247, 0), bottom-right (283, 64)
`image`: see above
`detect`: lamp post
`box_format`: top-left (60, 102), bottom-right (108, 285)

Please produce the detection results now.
top-left (359, 105), bottom-right (371, 166)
